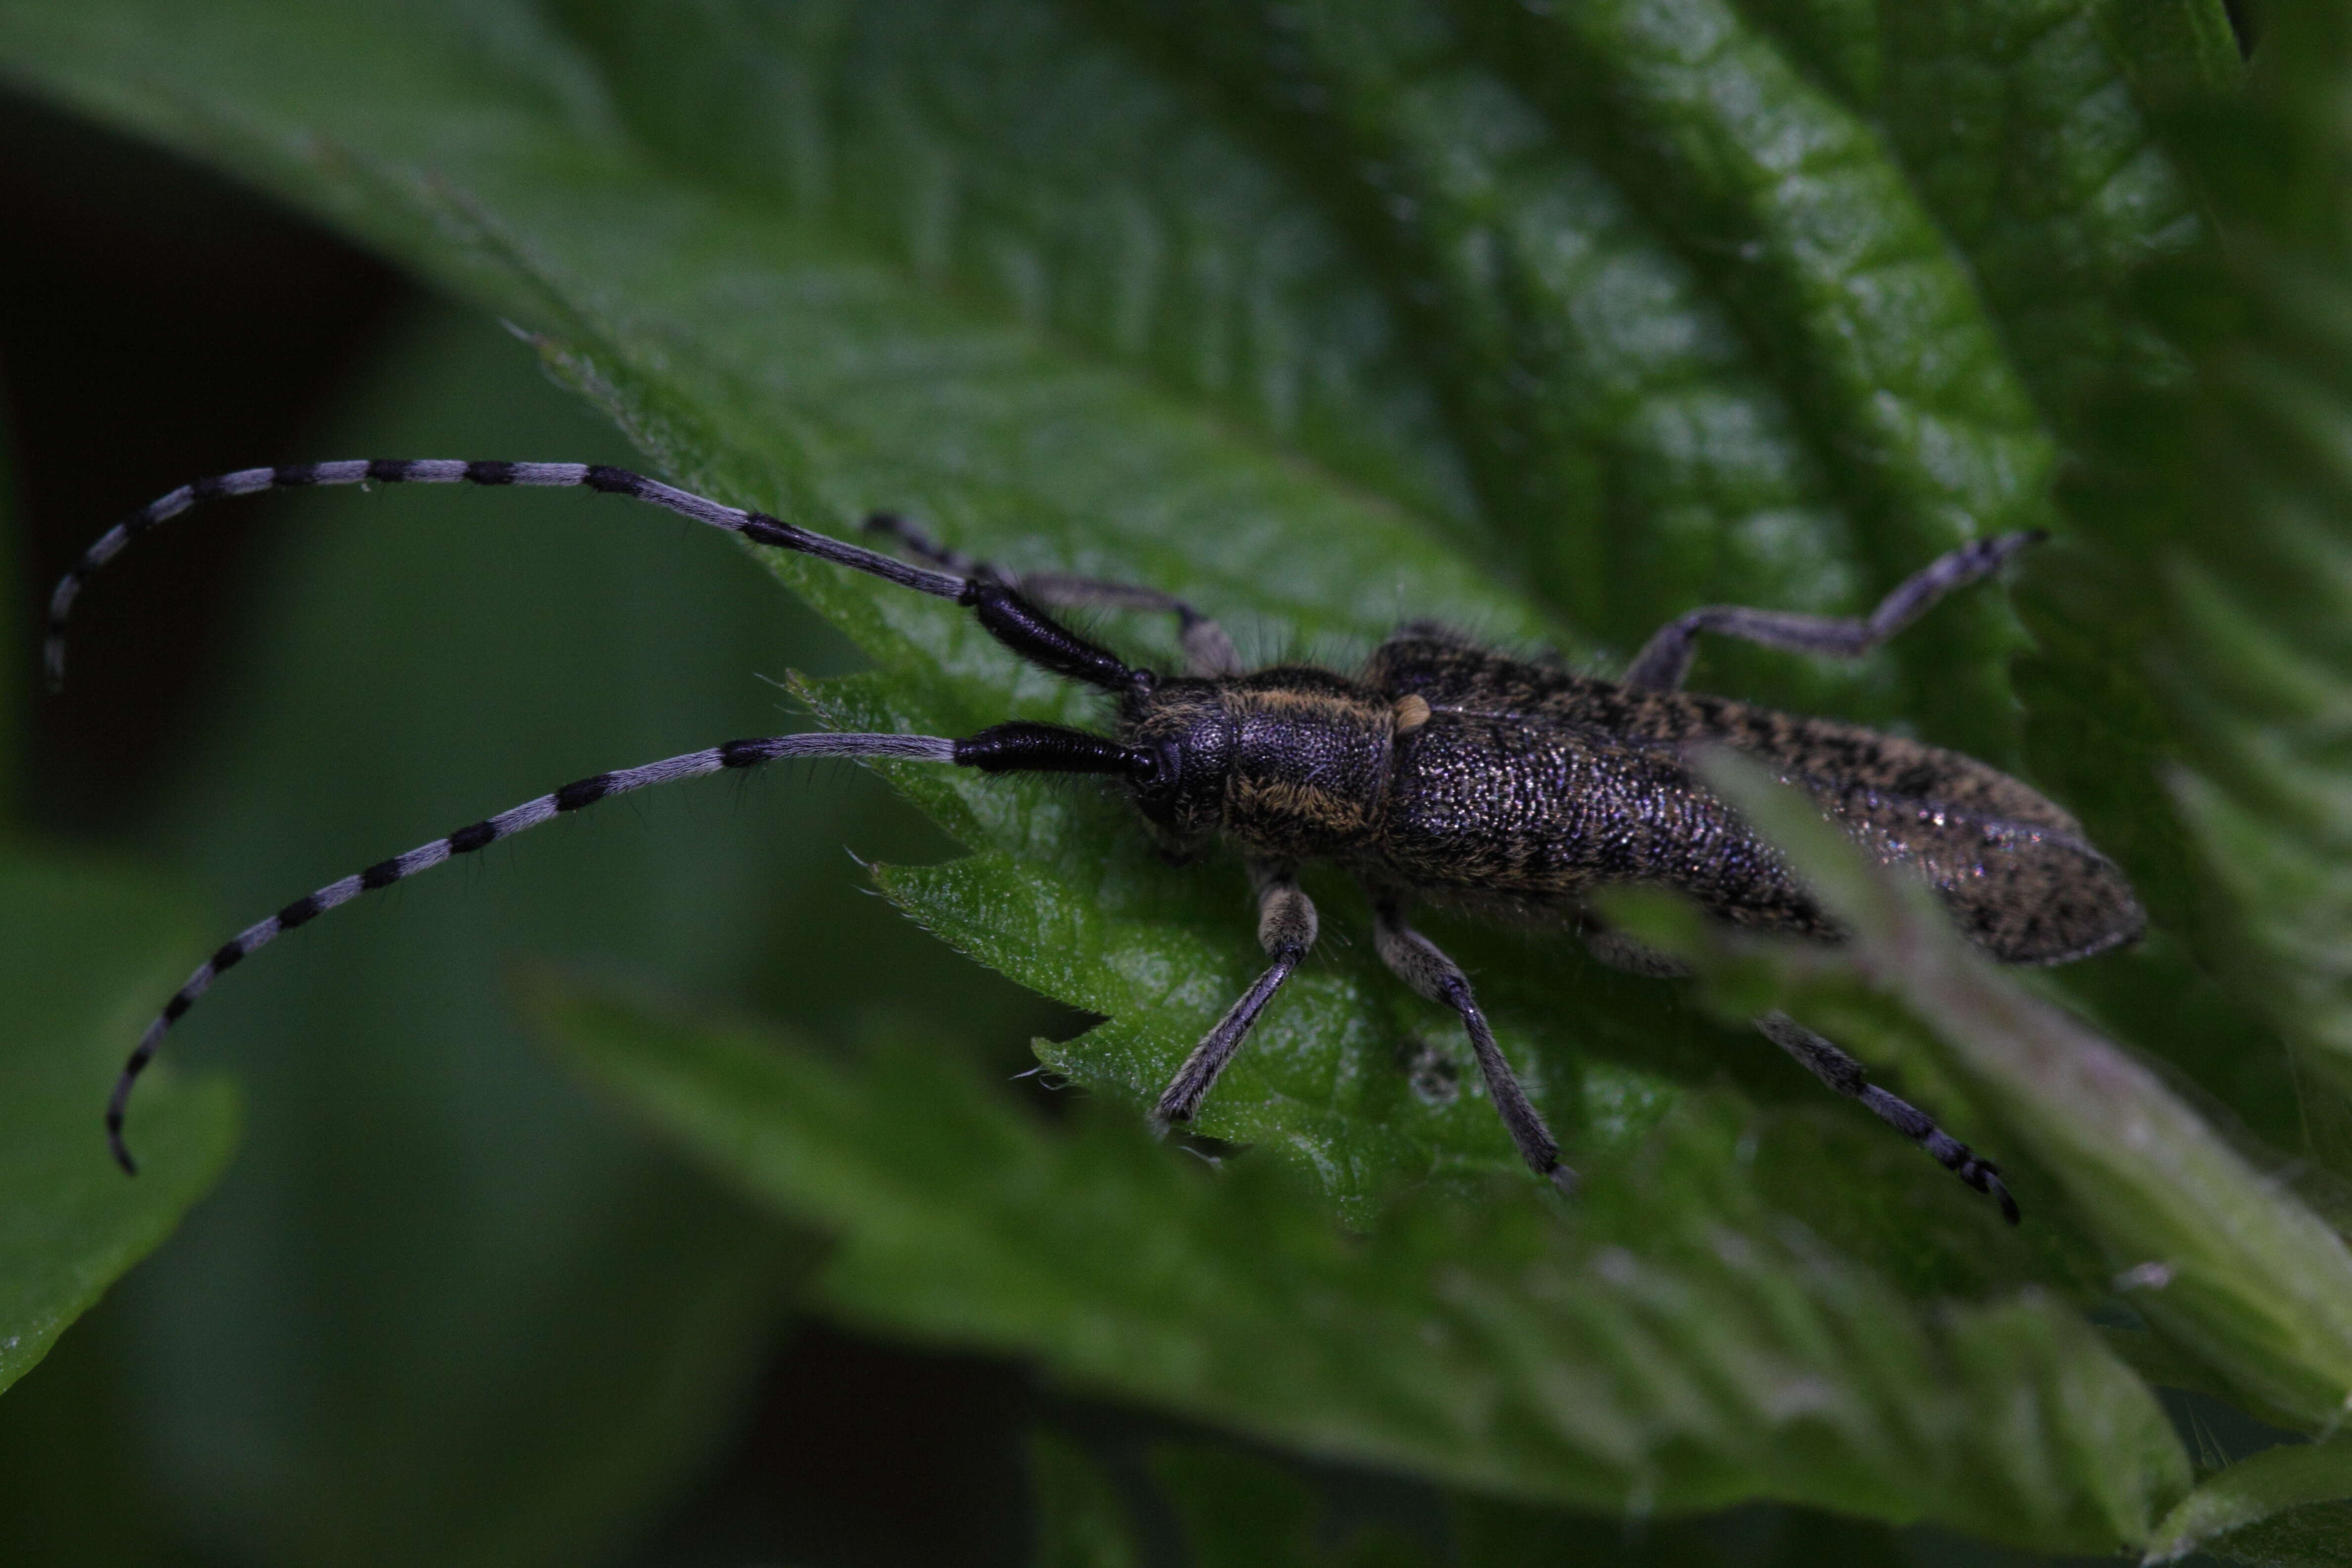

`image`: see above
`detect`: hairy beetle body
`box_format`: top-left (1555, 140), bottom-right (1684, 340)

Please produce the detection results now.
top-left (1119, 630), bottom-right (2142, 968)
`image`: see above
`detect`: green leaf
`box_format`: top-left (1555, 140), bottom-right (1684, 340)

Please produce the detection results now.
top-left (2051, 0), bottom-right (2352, 1127)
top-left (2147, 1436), bottom-right (2352, 1564)
top-left (2208, 1507), bottom-right (2352, 1568)
top-left (538, 975), bottom-right (2189, 1553)
top-left (1109, 0), bottom-right (2222, 763)
top-left (0, 846), bottom-right (236, 1396)
top-left (1104, 0), bottom-right (1851, 686)
top-left (1682, 751), bottom-right (2352, 1430)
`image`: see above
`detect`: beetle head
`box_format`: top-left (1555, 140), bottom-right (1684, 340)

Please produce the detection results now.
top-left (1118, 678), bottom-right (1233, 858)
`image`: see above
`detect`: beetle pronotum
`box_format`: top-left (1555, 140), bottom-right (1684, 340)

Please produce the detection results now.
top-left (52, 459), bottom-right (2142, 1219)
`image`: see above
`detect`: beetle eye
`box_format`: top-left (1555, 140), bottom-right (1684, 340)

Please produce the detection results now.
top-left (1126, 742), bottom-right (1182, 815)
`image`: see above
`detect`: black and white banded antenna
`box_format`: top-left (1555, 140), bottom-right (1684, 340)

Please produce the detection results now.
top-left (55, 459), bottom-right (1170, 1174)
top-left (43, 460), bottom-right (967, 689)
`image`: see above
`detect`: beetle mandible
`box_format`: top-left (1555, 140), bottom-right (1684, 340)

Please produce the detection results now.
top-left (51, 459), bottom-right (2144, 1219)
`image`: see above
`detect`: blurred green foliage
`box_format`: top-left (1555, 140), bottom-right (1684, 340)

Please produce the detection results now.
top-left (7, 0), bottom-right (2352, 1564)
top-left (111, 306), bottom-right (850, 1567)
top-left (0, 854), bottom-right (237, 1401)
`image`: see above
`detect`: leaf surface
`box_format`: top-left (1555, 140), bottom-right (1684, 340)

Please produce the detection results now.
top-left (1675, 752), bottom-right (2352, 1431)
top-left (2147, 1435), bottom-right (2352, 1565)
top-left (539, 975), bottom-right (2188, 1550)
top-left (0, 848), bottom-right (236, 1395)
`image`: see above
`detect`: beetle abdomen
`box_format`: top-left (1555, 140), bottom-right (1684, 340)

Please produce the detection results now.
top-left (1365, 690), bottom-right (2142, 965)
top-left (1377, 635), bottom-right (2070, 816)
top-left (1815, 780), bottom-right (2143, 964)
top-left (1368, 711), bottom-right (1839, 936)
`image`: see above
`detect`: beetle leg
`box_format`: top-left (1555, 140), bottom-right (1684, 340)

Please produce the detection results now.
top-left (1621, 531), bottom-right (2045, 691)
top-left (1152, 864), bottom-right (1317, 1131)
top-left (1578, 920), bottom-right (1693, 978)
top-left (1372, 898), bottom-right (1573, 1190)
top-left (1757, 1012), bottom-right (2021, 1224)
top-left (865, 511), bottom-right (1241, 676)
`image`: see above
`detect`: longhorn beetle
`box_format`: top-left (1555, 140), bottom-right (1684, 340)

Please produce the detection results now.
top-left (51, 459), bottom-right (2145, 1220)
